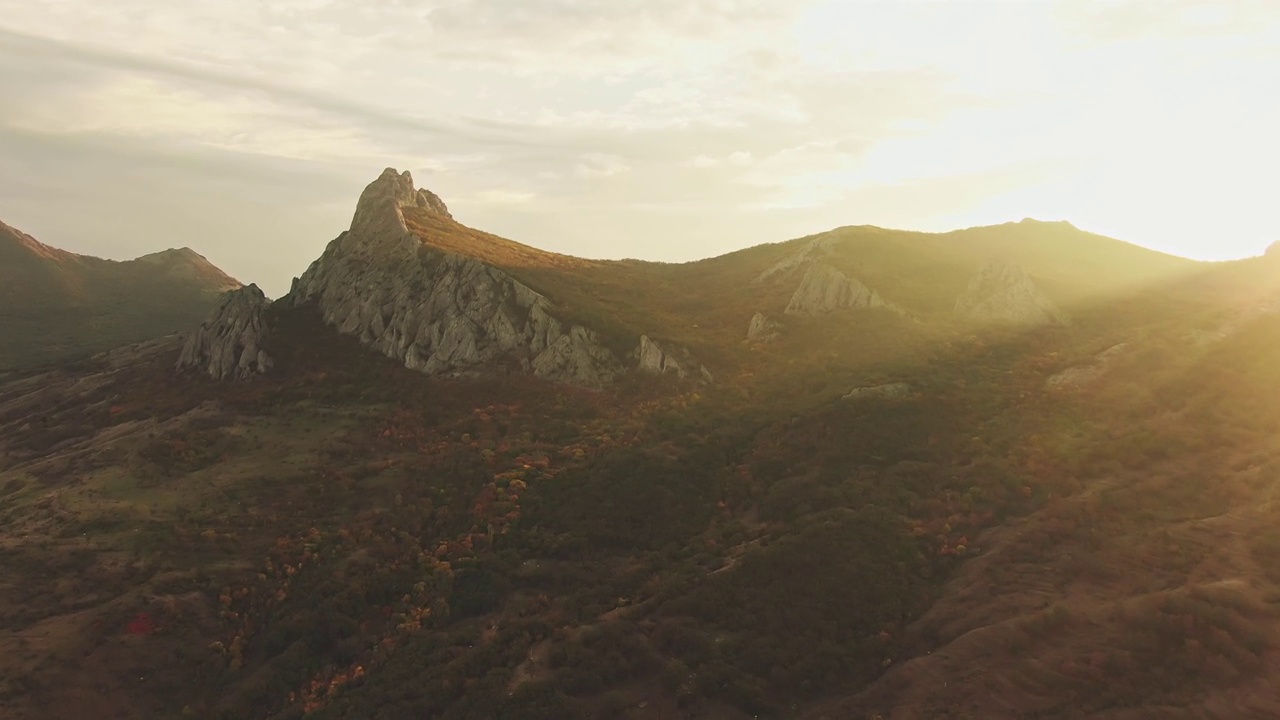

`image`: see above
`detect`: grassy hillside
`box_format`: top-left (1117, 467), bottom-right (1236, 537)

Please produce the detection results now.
top-left (2, 231), bottom-right (1276, 719)
top-left (404, 207), bottom-right (1199, 373)
top-left (0, 221), bottom-right (240, 371)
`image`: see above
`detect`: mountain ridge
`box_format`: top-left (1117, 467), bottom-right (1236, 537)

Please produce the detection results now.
top-left (0, 220), bottom-right (241, 370)
top-left (177, 167), bottom-right (1208, 392)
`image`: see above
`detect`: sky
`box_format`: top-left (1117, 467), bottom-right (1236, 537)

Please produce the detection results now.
top-left (1, 0), bottom-right (1278, 297)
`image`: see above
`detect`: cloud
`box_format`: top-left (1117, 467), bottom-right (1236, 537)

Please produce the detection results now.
top-left (1054, 0), bottom-right (1280, 42)
top-left (574, 154), bottom-right (630, 178)
top-left (0, 0), bottom-right (1276, 295)
top-left (684, 151), bottom-right (755, 169)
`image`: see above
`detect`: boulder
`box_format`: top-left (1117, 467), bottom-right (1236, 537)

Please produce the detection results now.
top-left (176, 284), bottom-right (273, 380)
top-left (635, 335), bottom-right (713, 383)
top-left (747, 312), bottom-right (780, 342)
top-left (955, 261), bottom-right (1066, 325)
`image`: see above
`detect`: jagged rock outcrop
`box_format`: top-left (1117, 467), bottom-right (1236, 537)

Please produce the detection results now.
top-left (351, 168), bottom-right (452, 233)
top-left (843, 382), bottom-right (913, 401)
top-left (784, 263), bottom-right (888, 315)
top-left (284, 168), bottom-right (621, 386)
top-left (1046, 343), bottom-right (1128, 389)
top-left (955, 261), bottom-right (1067, 325)
top-left (176, 284), bottom-right (273, 380)
top-left (747, 312), bottom-right (780, 342)
top-left (636, 335), bottom-right (713, 383)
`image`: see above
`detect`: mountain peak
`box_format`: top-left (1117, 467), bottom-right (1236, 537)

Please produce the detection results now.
top-left (134, 247), bottom-right (202, 264)
top-left (351, 167), bottom-right (451, 235)
top-left (1018, 217), bottom-right (1076, 228)
top-left (131, 246), bottom-right (241, 291)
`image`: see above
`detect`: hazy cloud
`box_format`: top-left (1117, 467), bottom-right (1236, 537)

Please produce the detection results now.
top-left (0, 1), bottom-right (1277, 296)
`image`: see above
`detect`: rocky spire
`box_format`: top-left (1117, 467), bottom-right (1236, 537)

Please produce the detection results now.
top-left (176, 284), bottom-right (274, 380)
top-left (349, 167), bottom-right (452, 237)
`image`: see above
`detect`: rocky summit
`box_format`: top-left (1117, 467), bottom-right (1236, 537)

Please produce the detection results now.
top-left (282, 169), bottom-right (622, 386)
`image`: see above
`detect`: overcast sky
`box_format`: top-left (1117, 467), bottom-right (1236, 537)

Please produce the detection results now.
top-left (2, 0), bottom-right (1278, 297)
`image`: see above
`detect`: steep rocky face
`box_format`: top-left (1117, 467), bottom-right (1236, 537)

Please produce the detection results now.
top-left (784, 263), bottom-right (888, 315)
top-left (284, 168), bottom-right (621, 386)
top-left (954, 261), bottom-right (1066, 325)
top-left (176, 284), bottom-right (273, 380)
top-left (747, 312), bottom-right (780, 342)
top-left (636, 335), bottom-right (713, 382)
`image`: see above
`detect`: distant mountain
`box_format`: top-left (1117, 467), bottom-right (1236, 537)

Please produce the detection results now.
top-left (0, 220), bottom-right (240, 370)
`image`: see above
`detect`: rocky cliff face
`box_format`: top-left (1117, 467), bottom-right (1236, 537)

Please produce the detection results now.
top-left (636, 335), bottom-right (713, 382)
top-left (283, 168), bottom-right (621, 386)
top-left (955, 261), bottom-right (1066, 325)
top-left (176, 284), bottom-right (274, 380)
top-left (784, 263), bottom-right (888, 315)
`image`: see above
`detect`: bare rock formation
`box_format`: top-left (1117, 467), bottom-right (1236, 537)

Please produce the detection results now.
top-left (747, 312), bottom-right (780, 342)
top-left (784, 263), bottom-right (888, 315)
top-left (636, 335), bottom-right (713, 383)
top-left (843, 382), bottom-right (913, 401)
top-left (283, 168), bottom-right (621, 386)
top-left (176, 284), bottom-right (273, 380)
top-left (955, 261), bottom-right (1066, 326)
top-left (753, 237), bottom-right (836, 284)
